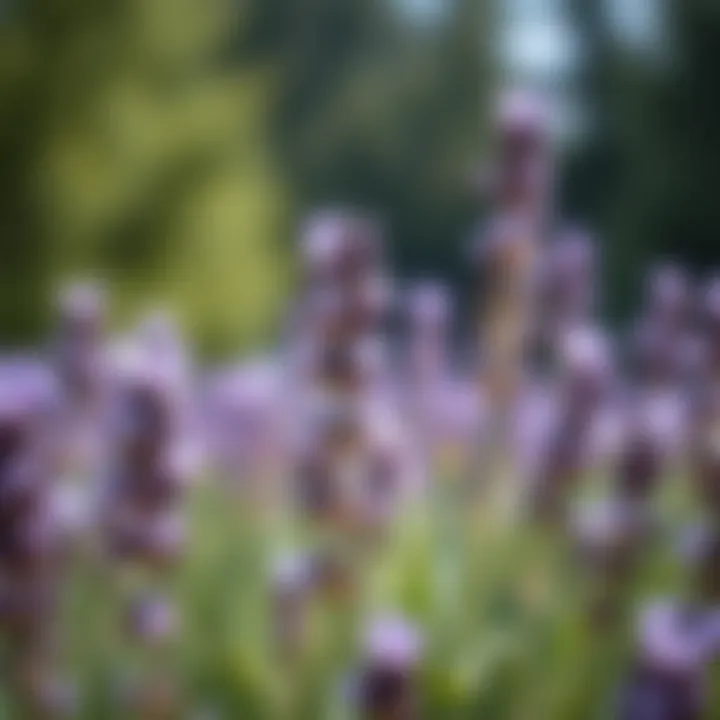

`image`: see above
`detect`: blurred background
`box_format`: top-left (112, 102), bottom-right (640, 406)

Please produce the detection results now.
top-left (0, 0), bottom-right (717, 354)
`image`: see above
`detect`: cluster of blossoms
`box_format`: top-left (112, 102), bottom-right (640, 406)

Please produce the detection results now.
top-left (356, 615), bottom-right (423, 719)
top-left (473, 90), bottom-right (553, 465)
top-left (621, 600), bottom-right (720, 719)
top-left (0, 360), bottom-right (72, 716)
top-left (678, 279), bottom-right (720, 629)
top-left (103, 358), bottom-right (188, 575)
top-left (563, 267), bottom-right (690, 622)
top-left (289, 210), bottom-right (415, 530)
top-left (99, 318), bottom-right (193, 716)
top-left (51, 282), bottom-right (112, 538)
top-left (533, 326), bottom-right (612, 521)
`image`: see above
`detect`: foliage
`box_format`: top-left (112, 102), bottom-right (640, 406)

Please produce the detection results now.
top-left (563, 0), bottom-right (720, 319)
top-left (0, 0), bottom-right (290, 352)
top-left (2, 468), bottom-right (700, 719)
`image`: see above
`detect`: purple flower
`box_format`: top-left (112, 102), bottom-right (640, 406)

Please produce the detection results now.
top-left (358, 615), bottom-right (424, 719)
top-left (495, 88), bottom-right (549, 156)
top-left (363, 616), bottom-right (423, 670)
top-left (615, 415), bottom-right (663, 501)
top-left (0, 359), bottom-right (57, 462)
top-left (301, 210), bottom-right (384, 285)
top-left (620, 600), bottom-right (719, 720)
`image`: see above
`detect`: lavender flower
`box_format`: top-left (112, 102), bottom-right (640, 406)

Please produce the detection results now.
top-left (531, 327), bottom-right (612, 519)
top-left (489, 89), bottom-right (552, 219)
top-left (0, 360), bottom-right (67, 714)
top-left (615, 407), bottom-right (664, 502)
top-left (621, 600), bottom-right (717, 720)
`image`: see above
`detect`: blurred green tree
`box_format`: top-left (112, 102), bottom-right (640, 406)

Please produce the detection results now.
top-left (563, 0), bottom-right (720, 318)
top-left (0, 0), bottom-right (290, 352)
top-left (0, 0), bottom-right (492, 349)
top-left (632, 0), bottom-right (720, 277)
top-left (240, 0), bottom-right (490, 290)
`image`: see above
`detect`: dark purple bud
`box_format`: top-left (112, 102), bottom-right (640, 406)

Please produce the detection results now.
top-left (496, 90), bottom-right (548, 147)
top-left (530, 330), bottom-right (611, 520)
top-left (0, 359), bottom-right (57, 464)
top-left (488, 90), bottom-right (552, 215)
top-left (0, 408), bottom-right (31, 465)
top-left (615, 421), bottom-right (662, 502)
top-left (621, 601), bottom-right (712, 720)
top-left (622, 663), bottom-right (703, 720)
top-left (114, 375), bottom-right (176, 465)
top-left (295, 449), bottom-right (336, 518)
top-left (358, 616), bottom-right (423, 719)
top-left (0, 456), bottom-right (45, 524)
top-left (310, 338), bottom-right (385, 393)
top-left (117, 465), bottom-right (184, 513)
top-left (1, 505), bottom-right (61, 573)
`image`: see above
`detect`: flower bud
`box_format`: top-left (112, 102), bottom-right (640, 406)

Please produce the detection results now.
top-left (358, 616), bottom-right (423, 719)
